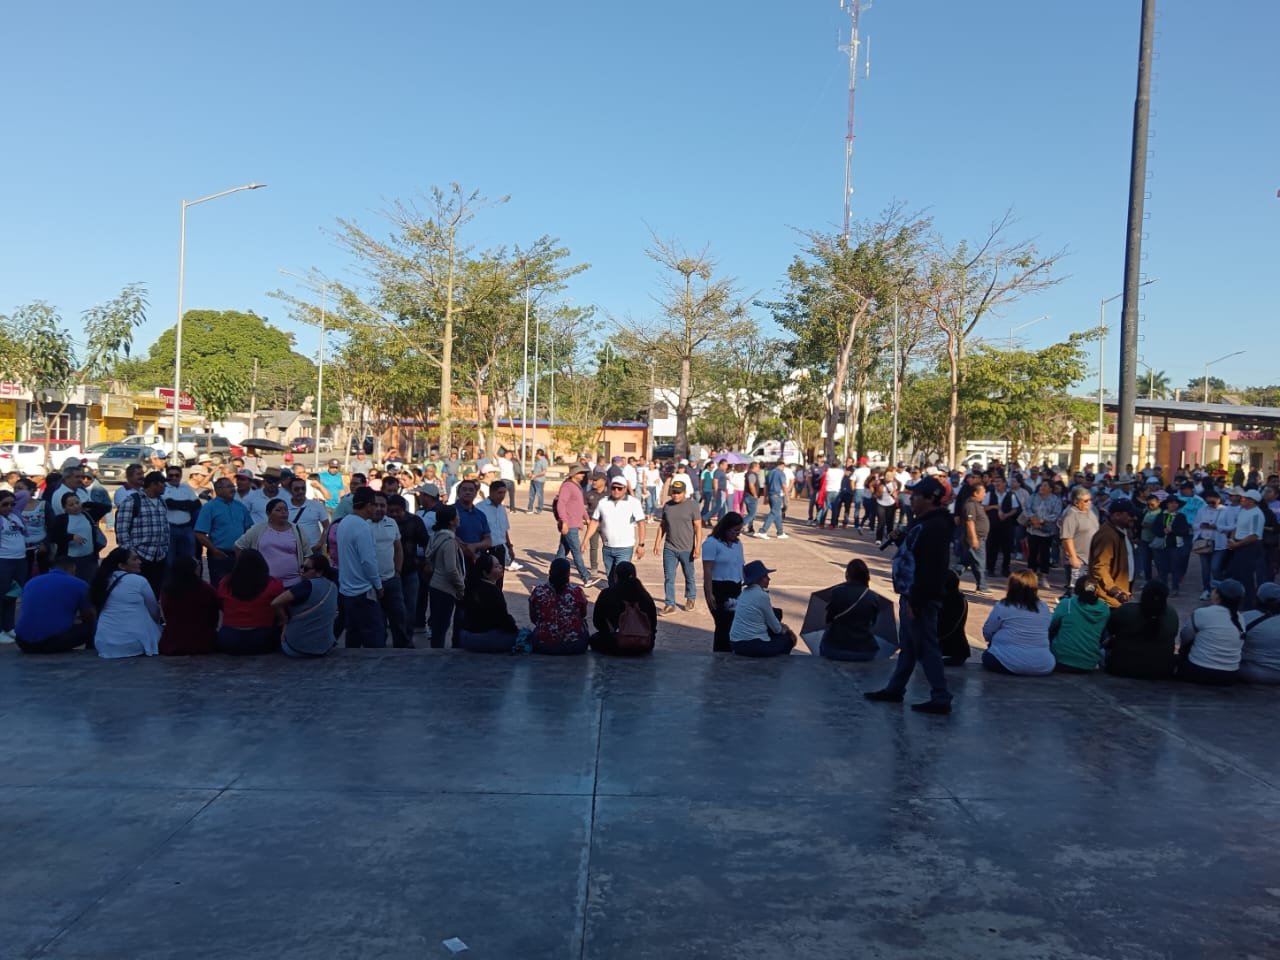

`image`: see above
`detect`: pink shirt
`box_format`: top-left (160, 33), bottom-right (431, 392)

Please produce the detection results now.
top-left (257, 525), bottom-right (301, 587)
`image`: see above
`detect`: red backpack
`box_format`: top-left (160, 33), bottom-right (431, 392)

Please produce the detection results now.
top-left (616, 600), bottom-right (653, 653)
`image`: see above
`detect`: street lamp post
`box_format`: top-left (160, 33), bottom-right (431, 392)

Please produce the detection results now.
top-left (1098, 278), bottom-right (1156, 471)
top-left (278, 268), bottom-right (329, 473)
top-left (1199, 350), bottom-right (1244, 467)
top-left (173, 183), bottom-right (266, 453)
top-left (1008, 314), bottom-right (1049, 351)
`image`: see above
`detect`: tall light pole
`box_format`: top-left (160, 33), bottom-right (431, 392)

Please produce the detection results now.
top-left (173, 183), bottom-right (266, 451)
top-left (1008, 314), bottom-right (1049, 351)
top-left (1098, 277), bottom-right (1156, 469)
top-left (279, 269), bottom-right (329, 473)
top-left (890, 297), bottom-right (900, 467)
top-left (520, 270), bottom-right (531, 473)
top-left (1199, 350), bottom-right (1243, 467)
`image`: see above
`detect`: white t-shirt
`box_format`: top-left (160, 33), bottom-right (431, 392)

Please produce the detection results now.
top-left (287, 498), bottom-right (329, 550)
top-left (0, 513), bottom-right (27, 559)
top-left (476, 498), bottom-right (511, 545)
top-left (1234, 505), bottom-right (1266, 542)
top-left (498, 457), bottom-right (517, 483)
top-left (727, 470), bottom-right (745, 495)
top-left (50, 485), bottom-right (91, 517)
top-left (852, 465), bottom-right (871, 490)
top-left (781, 466), bottom-right (795, 491)
top-left (701, 536), bottom-right (744, 582)
top-left (162, 481), bottom-right (198, 526)
top-left (622, 464), bottom-right (638, 490)
top-left (823, 467), bottom-right (845, 493)
top-left (1185, 605), bottom-right (1244, 671)
top-left (372, 516), bottom-right (401, 581)
top-left (592, 496), bottom-right (645, 548)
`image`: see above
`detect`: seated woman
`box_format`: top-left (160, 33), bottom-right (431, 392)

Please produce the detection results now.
top-left (47, 491), bottom-right (104, 582)
top-left (159, 555), bottom-right (219, 655)
top-left (820, 558), bottom-right (893, 662)
top-left (459, 553), bottom-right (520, 653)
top-left (1240, 581), bottom-right (1280, 684)
top-left (728, 560), bottom-right (796, 658)
top-left (1178, 578), bottom-right (1245, 685)
top-left (981, 569), bottom-right (1054, 675)
top-left (528, 557), bottom-right (589, 655)
top-left (270, 553), bottom-right (338, 658)
top-left (1049, 575), bottom-right (1110, 672)
top-left (590, 560), bottom-right (657, 656)
top-left (89, 547), bottom-right (162, 659)
top-left (235, 498), bottom-right (307, 588)
top-left (216, 548), bottom-right (285, 655)
top-left (939, 570), bottom-right (970, 666)
top-left (1104, 581), bottom-right (1179, 679)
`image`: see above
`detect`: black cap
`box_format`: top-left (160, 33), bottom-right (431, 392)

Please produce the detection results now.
top-left (911, 476), bottom-right (946, 501)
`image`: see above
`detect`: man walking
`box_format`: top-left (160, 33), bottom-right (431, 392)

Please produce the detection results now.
top-left (653, 477), bottom-right (701, 614)
top-left (585, 476), bottom-right (646, 579)
top-left (527, 449), bottom-right (549, 514)
top-left (115, 470), bottom-right (170, 595)
top-left (757, 458), bottom-right (790, 540)
top-left (554, 464), bottom-right (596, 586)
top-left (194, 477), bottom-right (251, 588)
top-left (162, 463), bottom-right (200, 566)
top-left (336, 486), bottom-right (384, 648)
top-left (864, 476), bottom-right (954, 714)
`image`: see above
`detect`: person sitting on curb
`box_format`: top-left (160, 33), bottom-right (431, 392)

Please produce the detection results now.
top-left (589, 560), bottom-right (657, 656)
top-left (727, 560), bottom-right (796, 657)
top-left (819, 558), bottom-right (895, 662)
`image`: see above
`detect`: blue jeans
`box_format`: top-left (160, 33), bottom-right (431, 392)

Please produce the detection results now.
top-left (884, 597), bottom-right (951, 704)
top-left (341, 592), bottom-right (385, 648)
top-left (662, 546), bottom-right (696, 606)
top-left (853, 490), bottom-right (869, 527)
top-left (760, 494), bottom-right (785, 536)
top-left (168, 524), bottom-right (196, 567)
top-left (602, 545), bottom-right (634, 580)
top-left (742, 495), bottom-right (759, 530)
top-left (646, 489), bottom-right (659, 514)
top-left (380, 575), bottom-right (410, 647)
top-left (959, 540), bottom-right (987, 591)
top-left (556, 527), bottom-right (591, 582)
top-left (527, 480), bottom-right (545, 513)
top-left (401, 563), bottom-right (420, 631)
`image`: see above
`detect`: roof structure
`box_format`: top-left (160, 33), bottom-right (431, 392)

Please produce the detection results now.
top-left (1101, 398), bottom-right (1280, 428)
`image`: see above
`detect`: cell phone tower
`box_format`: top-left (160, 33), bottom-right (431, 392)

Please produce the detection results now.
top-left (839, 0), bottom-right (872, 241)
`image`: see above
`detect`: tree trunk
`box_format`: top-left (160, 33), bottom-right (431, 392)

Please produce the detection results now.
top-left (438, 234), bottom-right (457, 452)
top-left (946, 330), bottom-right (960, 467)
top-left (824, 301), bottom-right (867, 462)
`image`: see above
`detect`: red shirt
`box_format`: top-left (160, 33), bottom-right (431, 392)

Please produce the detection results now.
top-left (217, 577), bottom-right (285, 629)
top-left (160, 580), bottom-right (220, 655)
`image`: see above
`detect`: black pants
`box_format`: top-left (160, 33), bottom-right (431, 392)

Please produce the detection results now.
top-left (17, 622), bottom-right (95, 653)
top-left (140, 558), bottom-right (166, 598)
top-left (710, 580), bottom-right (742, 652)
top-left (986, 520), bottom-right (1013, 575)
top-left (875, 503), bottom-right (898, 542)
top-left (1026, 536), bottom-right (1053, 575)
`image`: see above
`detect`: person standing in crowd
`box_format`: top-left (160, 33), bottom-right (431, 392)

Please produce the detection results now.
top-left (702, 511), bottom-right (746, 653)
top-left (741, 461), bottom-right (761, 535)
top-left (1136, 490), bottom-right (1163, 587)
top-left (585, 476), bottom-right (646, 579)
top-left (215, 549), bottom-right (285, 655)
top-left (13, 555), bottom-right (96, 653)
top-left (17, 478), bottom-right (48, 576)
top-left (286, 474), bottom-right (330, 554)
top-left (1193, 488), bottom-right (1228, 601)
top-left (727, 560), bottom-right (796, 657)
top-left (646, 460), bottom-right (663, 517)
top-left (187, 464), bottom-right (214, 501)
top-left (653, 477), bottom-right (701, 615)
top-left (1226, 489), bottom-right (1267, 608)
top-left (387, 494), bottom-right (429, 638)
top-left (553, 464), bottom-right (596, 586)
top-left (161, 463), bottom-right (200, 566)
top-left (850, 456), bottom-right (872, 531)
top-left (1089, 500), bottom-right (1137, 608)
top-left (1179, 579), bottom-right (1246, 684)
top-left (333, 473), bottom-right (369, 519)
top-left (498, 447), bottom-right (518, 507)
top-left (426, 505), bottom-right (466, 648)
top-left (1059, 486), bottom-right (1100, 596)
top-left (1151, 494), bottom-right (1192, 596)
top-left (114, 470), bottom-right (170, 595)
top-left (806, 456), bottom-right (825, 524)
top-left (158, 555), bottom-right (219, 655)
top-left (89, 548), bottom-right (162, 658)
top-left (758, 458), bottom-right (790, 540)
top-left (865, 476), bottom-right (954, 714)
top-left (981, 570), bottom-right (1054, 676)
top-left (317, 459), bottom-right (346, 514)
top-left (195, 477), bottom-right (251, 589)
top-left (369, 492), bottom-right (410, 648)
top-left (528, 556), bottom-right (590, 654)
top-left (590, 560), bottom-right (657, 656)
top-left (1023, 480), bottom-right (1062, 591)
top-left (236, 498), bottom-right (308, 588)
top-left (47, 492), bottom-right (104, 582)
top-left (458, 553), bottom-right (519, 652)
top-left (984, 475), bottom-right (1020, 580)
top-left (872, 470), bottom-right (900, 547)
top-left (234, 468), bottom-right (268, 525)
top-left (336, 486), bottom-right (384, 648)
top-left (452, 479), bottom-right (493, 566)
top-left (478, 480), bottom-right (522, 571)
top-left (527, 449), bottom-right (549, 514)
top-left (1104, 580), bottom-right (1179, 679)
top-left (817, 458), bottom-right (845, 529)
top-left (270, 553), bottom-right (338, 657)
top-left (957, 478), bottom-right (989, 594)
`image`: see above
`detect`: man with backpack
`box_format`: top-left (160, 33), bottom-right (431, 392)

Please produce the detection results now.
top-left (114, 470), bottom-right (171, 596)
top-left (864, 476), bottom-right (955, 714)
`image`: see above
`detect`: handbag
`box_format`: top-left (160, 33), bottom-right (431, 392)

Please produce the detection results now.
top-left (1190, 537), bottom-right (1215, 556)
top-left (814, 586), bottom-right (870, 648)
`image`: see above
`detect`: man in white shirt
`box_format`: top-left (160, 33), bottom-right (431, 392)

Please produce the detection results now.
top-left (622, 457), bottom-right (639, 495)
top-left (476, 481), bottom-right (522, 571)
top-left (585, 476), bottom-right (647, 580)
top-left (497, 451), bottom-right (517, 508)
top-left (850, 458), bottom-right (872, 530)
top-left (235, 469), bottom-right (269, 525)
top-left (818, 462), bottom-right (845, 528)
top-left (161, 464), bottom-right (200, 566)
top-left (372, 492), bottom-right (409, 647)
top-left (286, 475), bottom-right (330, 553)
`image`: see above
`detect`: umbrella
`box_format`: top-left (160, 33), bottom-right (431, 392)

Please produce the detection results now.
top-left (800, 583), bottom-right (898, 651)
top-left (720, 451), bottom-right (750, 465)
top-left (242, 438), bottom-right (287, 452)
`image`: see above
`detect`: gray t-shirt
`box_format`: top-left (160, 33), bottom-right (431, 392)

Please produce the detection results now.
top-left (658, 498), bottom-right (701, 553)
top-left (1060, 507), bottom-right (1100, 565)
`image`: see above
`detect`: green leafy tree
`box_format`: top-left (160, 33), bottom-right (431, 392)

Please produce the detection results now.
top-left (1186, 375), bottom-right (1228, 403)
top-left (0, 285), bottom-right (148, 465)
top-left (187, 368), bottom-right (246, 444)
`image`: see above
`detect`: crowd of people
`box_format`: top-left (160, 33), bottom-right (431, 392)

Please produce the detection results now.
top-left (3, 445), bottom-right (1278, 695)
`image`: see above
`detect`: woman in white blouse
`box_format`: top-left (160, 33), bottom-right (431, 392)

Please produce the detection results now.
top-left (89, 547), bottom-right (162, 659)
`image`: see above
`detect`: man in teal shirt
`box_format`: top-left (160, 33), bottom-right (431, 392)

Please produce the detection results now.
top-left (194, 478), bottom-right (251, 588)
top-left (317, 459), bottom-right (346, 512)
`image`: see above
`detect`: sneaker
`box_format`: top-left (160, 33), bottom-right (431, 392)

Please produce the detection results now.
top-left (754, 532), bottom-right (770, 539)
top-left (863, 688), bottom-right (904, 703)
top-left (0, 630), bottom-right (13, 644)
top-left (911, 700), bottom-right (953, 715)
top-left (508, 561), bottom-right (525, 571)
top-left (684, 599), bottom-right (696, 612)
top-left (776, 533), bottom-right (790, 540)
top-left (584, 577), bottom-right (603, 589)
top-left (661, 604), bottom-right (677, 616)
top-left (874, 540), bottom-right (882, 547)
top-left (1037, 577), bottom-right (1050, 591)
top-left (1199, 590), bottom-right (1211, 601)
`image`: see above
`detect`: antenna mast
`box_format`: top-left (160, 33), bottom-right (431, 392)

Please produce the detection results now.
top-left (839, 0), bottom-right (871, 240)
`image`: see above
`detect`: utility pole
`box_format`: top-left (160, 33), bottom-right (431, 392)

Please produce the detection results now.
top-left (891, 297), bottom-right (900, 466)
top-left (1116, 0), bottom-right (1156, 472)
top-left (839, 0), bottom-right (871, 240)
top-left (646, 360), bottom-right (656, 461)
top-left (248, 357), bottom-right (259, 439)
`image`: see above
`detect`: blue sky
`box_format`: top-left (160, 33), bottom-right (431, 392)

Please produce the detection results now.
top-left (2, 1), bottom-right (1277, 392)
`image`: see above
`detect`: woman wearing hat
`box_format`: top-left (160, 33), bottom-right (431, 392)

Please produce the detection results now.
top-left (1178, 579), bottom-right (1246, 684)
top-left (1151, 494), bottom-right (1191, 596)
top-left (1240, 582), bottom-right (1280, 684)
top-left (727, 560), bottom-right (795, 657)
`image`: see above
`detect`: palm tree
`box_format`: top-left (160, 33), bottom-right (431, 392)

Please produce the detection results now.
top-left (1139, 368), bottom-right (1171, 399)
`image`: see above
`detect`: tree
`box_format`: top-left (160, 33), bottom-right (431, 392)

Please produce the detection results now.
top-left (0, 285), bottom-right (148, 465)
top-left (119, 309), bottom-right (315, 411)
top-left (1186, 375), bottom-right (1228, 403)
top-left (921, 211), bottom-right (1065, 466)
top-left (187, 368), bottom-right (245, 442)
top-left (1136, 368), bottom-right (1171, 400)
top-left (615, 236), bottom-right (753, 459)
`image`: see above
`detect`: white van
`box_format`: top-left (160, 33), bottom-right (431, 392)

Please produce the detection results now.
top-left (749, 440), bottom-right (802, 463)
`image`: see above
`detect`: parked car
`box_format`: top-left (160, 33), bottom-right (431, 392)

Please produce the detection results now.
top-left (80, 441), bottom-right (119, 471)
top-left (289, 436), bottom-right (334, 454)
top-left (179, 434), bottom-right (232, 465)
top-left (96, 445), bottom-right (155, 483)
top-left (0, 441), bottom-right (84, 475)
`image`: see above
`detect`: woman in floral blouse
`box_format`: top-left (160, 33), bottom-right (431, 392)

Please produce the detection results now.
top-left (528, 557), bottom-right (589, 654)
